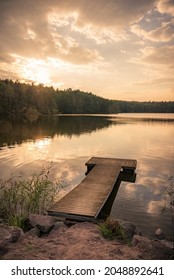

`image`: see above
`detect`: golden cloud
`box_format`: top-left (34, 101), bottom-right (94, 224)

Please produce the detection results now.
top-left (141, 45), bottom-right (174, 65)
top-left (157, 0), bottom-right (174, 16)
top-left (131, 20), bottom-right (174, 42)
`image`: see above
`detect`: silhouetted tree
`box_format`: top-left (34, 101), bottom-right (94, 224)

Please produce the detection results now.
top-left (0, 79), bottom-right (173, 115)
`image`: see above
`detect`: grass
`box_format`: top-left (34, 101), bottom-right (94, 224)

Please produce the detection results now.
top-left (0, 164), bottom-right (63, 229)
top-left (162, 176), bottom-right (174, 208)
top-left (99, 217), bottom-right (126, 241)
top-left (161, 175), bottom-right (174, 242)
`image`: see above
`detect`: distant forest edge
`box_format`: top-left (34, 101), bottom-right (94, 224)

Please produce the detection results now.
top-left (0, 79), bottom-right (174, 115)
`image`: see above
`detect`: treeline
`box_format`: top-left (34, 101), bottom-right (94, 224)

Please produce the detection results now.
top-left (0, 79), bottom-right (173, 115)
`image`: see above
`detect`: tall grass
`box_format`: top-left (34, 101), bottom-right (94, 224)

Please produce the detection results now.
top-left (0, 165), bottom-right (63, 228)
top-left (162, 176), bottom-right (174, 242)
top-left (99, 217), bottom-right (126, 241)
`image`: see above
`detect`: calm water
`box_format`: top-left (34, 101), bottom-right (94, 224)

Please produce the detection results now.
top-left (0, 113), bottom-right (174, 239)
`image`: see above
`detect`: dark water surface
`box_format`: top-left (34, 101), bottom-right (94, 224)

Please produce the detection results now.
top-left (0, 113), bottom-right (174, 239)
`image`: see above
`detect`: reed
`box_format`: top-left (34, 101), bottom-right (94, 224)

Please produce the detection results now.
top-left (162, 175), bottom-right (174, 243)
top-left (0, 165), bottom-right (62, 229)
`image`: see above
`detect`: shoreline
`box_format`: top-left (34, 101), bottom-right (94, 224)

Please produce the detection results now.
top-left (1, 214), bottom-right (173, 260)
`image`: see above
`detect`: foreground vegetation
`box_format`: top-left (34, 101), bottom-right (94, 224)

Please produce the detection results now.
top-left (0, 79), bottom-right (174, 115)
top-left (162, 176), bottom-right (174, 242)
top-left (99, 218), bottom-right (126, 241)
top-left (0, 166), bottom-right (61, 229)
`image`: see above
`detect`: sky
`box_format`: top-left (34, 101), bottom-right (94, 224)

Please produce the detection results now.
top-left (0, 0), bottom-right (174, 101)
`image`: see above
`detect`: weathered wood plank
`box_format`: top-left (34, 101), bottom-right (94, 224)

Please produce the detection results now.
top-left (48, 164), bottom-right (121, 219)
top-left (86, 157), bottom-right (137, 169)
top-left (47, 157), bottom-right (137, 221)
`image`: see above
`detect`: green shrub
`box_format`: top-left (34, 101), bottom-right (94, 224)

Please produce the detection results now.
top-left (0, 165), bottom-right (63, 229)
top-left (99, 218), bottom-right (125, 241)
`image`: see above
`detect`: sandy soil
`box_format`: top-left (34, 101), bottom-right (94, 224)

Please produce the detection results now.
top-left (1, 222), bottom-right (173, 260)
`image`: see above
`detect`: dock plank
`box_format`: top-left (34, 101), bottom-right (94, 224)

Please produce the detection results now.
top-left (47, 157), bottom-right (137, 221)
top-left (86, 157), bottom-right (137, 169)
top-left (48, 164), bottom-right (121, 219)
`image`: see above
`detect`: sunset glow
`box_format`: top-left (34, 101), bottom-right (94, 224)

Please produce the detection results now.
top-left (0, 0), bottom-right (174, 101)
top-left (34, 138), bottom-right (52, 149)
top-left (23, 59), bottom-right (51, 84)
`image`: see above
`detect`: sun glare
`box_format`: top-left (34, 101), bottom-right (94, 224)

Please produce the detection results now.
top-left (23, 58), bottom-right (51, 84)
top-left (34, 138), bottom-right (51, 149)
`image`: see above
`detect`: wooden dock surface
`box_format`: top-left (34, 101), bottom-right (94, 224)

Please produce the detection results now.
top-left (48, 157), bottom-right (137, 221)
top-left (86, 157), bottom-right (137, 171)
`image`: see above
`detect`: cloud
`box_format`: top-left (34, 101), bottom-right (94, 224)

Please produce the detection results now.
top-left (47, 10), bottom-right (125, 44)
top-left (48, 23), bottom-right (103, 64)
top-left (0, 0), bottom-right (157, 55)
top-left (0, 54), bottom-right (15, 63)
top-left (131, 19), bottom-right (174, 42)
top-left (0, 69), bottom-right (19, 81)
top-left (157, 0), bottom-right (174, 16)
top-left (0, 0), bottom-right (157, 76)
top-left (50, 0), bottom-right (156, 43)
top-left (0, 0), bottom-right (174, 101)
top-left (129, 43), bottom-right (174, 99)
top-left (134, 77), bottom-right (174, 86)
top-left (52, 0), bottom-right (156, 27)
top-left (0, 1), bottom-right (57, 59)
top-left (141, 45), bottom-right (174, 65)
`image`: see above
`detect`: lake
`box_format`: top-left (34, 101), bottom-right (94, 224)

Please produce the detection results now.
top-left (0, 113), bottom-right (174, 239)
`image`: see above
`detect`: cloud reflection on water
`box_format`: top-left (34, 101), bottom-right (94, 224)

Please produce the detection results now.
top-left (0, 114), bottom-right (173, 238)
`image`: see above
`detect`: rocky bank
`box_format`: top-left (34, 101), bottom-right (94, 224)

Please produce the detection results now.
top-left (0, 214), bottom-right (173, 260)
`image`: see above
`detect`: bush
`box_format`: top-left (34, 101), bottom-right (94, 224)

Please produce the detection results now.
top-left (99, 218), bottom-right (126, 241)
top-left (0, 165), bottom-right (62, 229)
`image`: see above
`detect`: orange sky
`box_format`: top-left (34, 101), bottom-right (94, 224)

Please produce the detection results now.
top-left (0, 0), bottom-right (174, 101)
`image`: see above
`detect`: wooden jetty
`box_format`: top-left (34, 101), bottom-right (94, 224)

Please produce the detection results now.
top-left (47, 157), bottom-right (137, 221)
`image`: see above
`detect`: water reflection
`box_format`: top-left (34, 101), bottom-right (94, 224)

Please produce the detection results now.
top-left (0, 114), bottom-right (174, 239)
top-left (0, 115), bottom-right (116, 148)
top-left (115, 113), bottom-right (174, 121)
top-left (99, 171), bottom-right (136, 219)
top-left (1, 114), bottom-right (173, 149)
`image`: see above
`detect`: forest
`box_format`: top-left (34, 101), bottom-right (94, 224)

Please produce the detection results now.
top-left (0, 79), bottom-right (174, 115)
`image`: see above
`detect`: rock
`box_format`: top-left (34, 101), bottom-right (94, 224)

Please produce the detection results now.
top-left (0, 224), bottom-right (24, 250)
top-left (160, 239), bottom-right (174, 250)
top-left (28, 214), bottom-right (55, 233)
top-left (1, 219), bottom-right (172, 260)
top-left (0, 239), bottom-right (8, 250)
top-left (132, 235), bottom-right (148, 247)
top-left (8, 227), bottom-right (24, 242)
top-left (117, 219), bottom-right (141, 240)
top-left (24, 227), bottom-right (41, 238)
top-left (132, 235), bottom-right (173, 259)
top-left (48, 222), bottom-right (68, 238)
top-left (53, 221), bottom-right (66, 230)
top-left (155, 228), bottom-right (166, 240)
